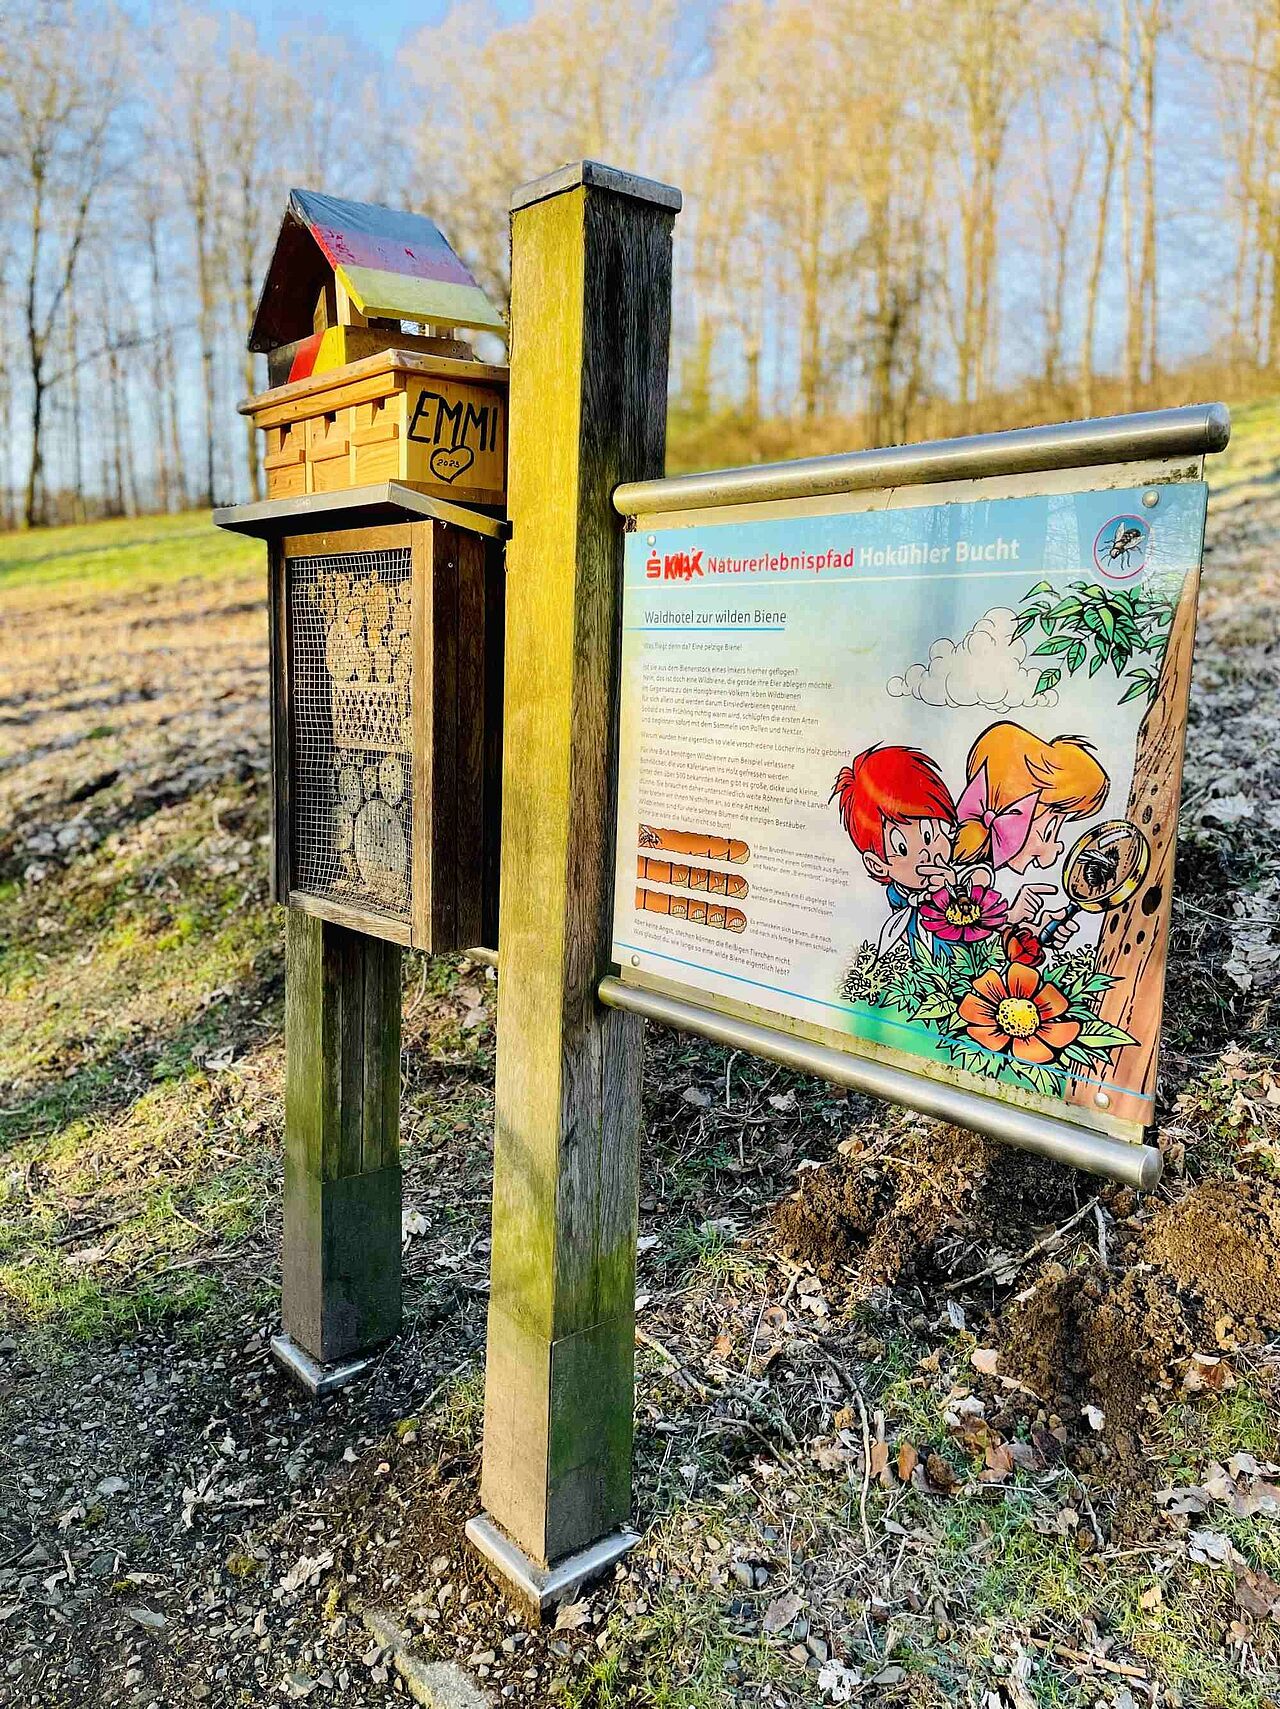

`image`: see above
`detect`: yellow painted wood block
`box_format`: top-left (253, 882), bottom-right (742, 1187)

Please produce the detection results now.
top-left (245, 350), bottom-right (507, 510)
top-left (402, 376), bottom-right (505, 505)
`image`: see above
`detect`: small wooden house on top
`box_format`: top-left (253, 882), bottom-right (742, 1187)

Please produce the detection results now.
top-left (243, 190), bottom-right (508, 510)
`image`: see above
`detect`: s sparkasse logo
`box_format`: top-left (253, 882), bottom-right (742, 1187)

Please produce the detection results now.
top-left (646, 548), bottom-right (704, 581)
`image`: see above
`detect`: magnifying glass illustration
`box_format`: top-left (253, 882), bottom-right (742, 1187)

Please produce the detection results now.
top-left (1040, 819), bottom-right (1151, 949)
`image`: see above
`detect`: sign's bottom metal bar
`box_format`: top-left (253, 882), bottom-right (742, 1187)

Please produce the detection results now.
top-left (598, 975), bottom-right (1162, 1191)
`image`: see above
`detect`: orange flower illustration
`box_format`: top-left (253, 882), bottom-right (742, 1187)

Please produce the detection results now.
top-left (957, 961), bottom-right (1080, 1065)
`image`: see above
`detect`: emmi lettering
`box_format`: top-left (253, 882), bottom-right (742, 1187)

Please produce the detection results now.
top-left (407, 389), bottom-right (500, 454)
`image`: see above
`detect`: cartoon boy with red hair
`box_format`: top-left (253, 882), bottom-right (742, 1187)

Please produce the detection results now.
top-left (831, 746), bottom-right (957, 957)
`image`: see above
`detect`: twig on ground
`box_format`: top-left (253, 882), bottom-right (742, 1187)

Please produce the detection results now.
top-left (765, 1250), bottom-right (805, 1308)
top-left (635, 1325), bottom-right (800, 1453)
top-left (945, 1197), bottom-right (1099, 1291)
top-left (635, 1326), bottom-right (712, 1400)
top-left (810, 1336), bottom-right (874, 1554)
top-left (1048, 1642), bottom-right (1149, 1682)
top-left (724, 1048), bottom-right (740, 1110)
top-left (51, 1210), bottom-right (133, 1247)
top-left (403, 957), bottom-right (431, 1020)
top-left (416, 1357), bottom-right (478, 1415)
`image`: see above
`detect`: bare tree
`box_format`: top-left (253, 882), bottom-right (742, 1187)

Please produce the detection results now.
top-left (939, 0), bottom-right (1031, 425)
top-left (1135, 0), bottom-right (1168, 387)
top-left (1029, 20), bottom-right (1091, 400)
top-left (0, 0), bottom-right (129, 526)
top-left (0, 271), bottom-right (15, 528)
top-left (150, 9), bottom-right (230, 510)
top-left (1079, 4), bottom-right (1125, 415)
top-left (1201, 0), bottom-right (1280, 377)
top-left (222, 21), bottom-right (287, 503)
top-left (401, 0), bottom-right (693, 312)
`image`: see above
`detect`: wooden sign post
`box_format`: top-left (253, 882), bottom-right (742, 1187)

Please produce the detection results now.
top-left (281, 911), bottom-right (402, 1387)
top-left (465, 162), bottom-right (680, 1615)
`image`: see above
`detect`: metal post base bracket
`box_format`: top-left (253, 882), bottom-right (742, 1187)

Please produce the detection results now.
top-left (465, 1513), bottom-right (639, 1622)
top-left (270, 1332), bottom-right (376, 1398)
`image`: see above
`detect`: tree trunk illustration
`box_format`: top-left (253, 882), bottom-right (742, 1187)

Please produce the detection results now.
top-left (1068, 567), bottom-right (1200, 1128)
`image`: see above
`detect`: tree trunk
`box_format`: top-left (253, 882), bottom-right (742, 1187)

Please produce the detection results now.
top-left (1119, 0), bottom-right (1140, 409)
top-left (1080, 124), bottom-right (1116, 419)
top-left (108, 341), bottom-right (126, 517)
top-left (147, 215), bottom-right (173, 513)
top-left (799, 179), bottom-right (823, 421)
top-left (1070, 568), bottom-right (1200, 1129)
top-left (25, 356), bottom-right (45, 529)
top-left (1138, 0), bottom-right (1160, 386)
top-left (67, 299), bottom-right (84, 523)
top-left (201, 329), bottom-right (216, 508)
top-left (243, 341), bottom-right (261, 502)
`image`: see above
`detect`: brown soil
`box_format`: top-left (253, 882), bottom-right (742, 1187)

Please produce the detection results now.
top-left (772, 1123), bottom-right (1087, 1291)
top-left (773, 1124), bottom-right (1000, 1287)
top-left (1000, 1260), bottom-right (1199, 1534)
top-left (999, 1180), bottom-right (1280, 1535)
top-left (1144, 1178), bottom-right (1280, 1334)
top-left (780, 1137), bottom-right (1280, 1539)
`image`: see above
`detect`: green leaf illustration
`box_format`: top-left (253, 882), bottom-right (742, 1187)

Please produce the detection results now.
top-left (1075, 1019), bottom-right (1139, 1051)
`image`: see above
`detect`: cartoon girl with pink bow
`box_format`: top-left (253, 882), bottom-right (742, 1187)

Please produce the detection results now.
top-left (951, 721), bottom-right (1110, 943)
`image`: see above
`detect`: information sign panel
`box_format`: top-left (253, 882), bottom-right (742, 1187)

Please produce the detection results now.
top-left (612, 478), bottom-right (1209, 1136)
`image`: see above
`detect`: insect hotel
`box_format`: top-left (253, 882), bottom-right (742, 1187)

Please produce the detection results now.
top-left (215, 191), bottom-right (508, 954)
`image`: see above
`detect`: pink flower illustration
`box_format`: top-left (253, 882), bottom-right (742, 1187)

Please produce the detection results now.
top-left (918, 882), bottom-right (1009, 944)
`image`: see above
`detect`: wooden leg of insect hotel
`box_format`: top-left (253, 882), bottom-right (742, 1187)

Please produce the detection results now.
top-left (466, 162), bottom-right (680, 1618)
top-left (270, 911), bottom-right (403, 1396)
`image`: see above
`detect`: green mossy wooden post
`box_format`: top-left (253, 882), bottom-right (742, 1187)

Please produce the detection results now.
top-left (276, 910), bottom-right (402, 1389)
top-left (465, 161), bottom-right (680, 1616)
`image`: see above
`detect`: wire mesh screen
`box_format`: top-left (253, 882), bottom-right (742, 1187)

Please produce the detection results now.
top-left (288, 547), bottom-right (414, 922)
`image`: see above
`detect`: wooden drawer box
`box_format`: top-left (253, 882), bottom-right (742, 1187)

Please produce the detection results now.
top-left (245, 349), bottom-right (508, 511)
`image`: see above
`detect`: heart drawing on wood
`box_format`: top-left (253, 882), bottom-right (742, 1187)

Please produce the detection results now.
top-left (430, 445), bottom-right (475, 483)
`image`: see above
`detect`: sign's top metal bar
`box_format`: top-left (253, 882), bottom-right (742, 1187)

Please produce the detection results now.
top-left (613, 403), bottom-right (1231, 518)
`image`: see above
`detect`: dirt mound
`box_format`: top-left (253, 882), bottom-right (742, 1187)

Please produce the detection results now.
top-left (1144, 1178), bottom-right (1280, 1335)
top-left (996, 1179), bottom-right (1280, 1536)
top-left (781, 1135), bottom-right (1280, 1539)
top-left (774, 1124), bottom-right (998, 1287)
top-left (773, 1125), bottom-right (1082, 1290)
top-left (1001, 1260), bottom-right (1200, 1533)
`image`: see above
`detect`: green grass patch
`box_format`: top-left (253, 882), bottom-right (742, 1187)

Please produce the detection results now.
top-left (1160, 1379), bottom-right (1280, 1474)
top-left (0, 511), bottom-right (260, 596)
top-left (428, 1367), bottom-right (487, 1447)
top-left (564, 1503), bottom-right (791, 1709)
top-left (0, 784), bottom-right (280, 1152)
top-left (895, 1478), bottom-right (1280, 1707)
top-left (656, 1220), bottom-right (765, 1289)
top-left (0, 773), bottom-right (282, 1346)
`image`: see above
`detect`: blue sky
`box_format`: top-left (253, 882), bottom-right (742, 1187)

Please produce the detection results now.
top-left (205, 0), bottom-right (531, 55)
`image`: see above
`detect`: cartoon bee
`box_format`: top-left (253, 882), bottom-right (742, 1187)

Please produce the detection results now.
top-left (1105, 523), bottom-right (1146, 571)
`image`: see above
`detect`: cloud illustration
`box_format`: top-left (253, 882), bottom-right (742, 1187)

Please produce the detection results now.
top-left (886, 607), bottom-right (1059, 711)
